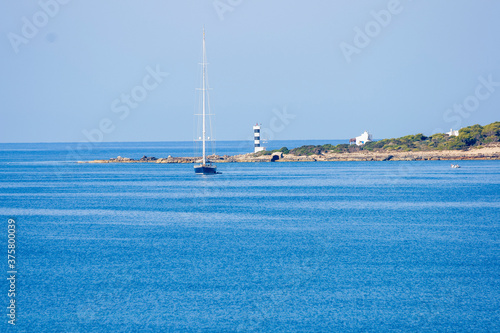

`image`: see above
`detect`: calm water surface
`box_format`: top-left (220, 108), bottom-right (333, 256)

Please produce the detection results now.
top-left (1, 142), bottom-right (499, 332)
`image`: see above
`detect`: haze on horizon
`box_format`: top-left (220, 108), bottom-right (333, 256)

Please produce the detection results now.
top-left (1, 0), bottom-right (499, 143)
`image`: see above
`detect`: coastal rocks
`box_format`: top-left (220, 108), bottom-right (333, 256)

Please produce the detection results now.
top-left (112, 156), bottom-right (133, 162)
top-left (208, 154), bottom-right (225, 161)
top-left (229, 153), bottom-right (273, 163)
top-left (156, 157), bottom-right (196, 163)
top-left (139, 155), bottom-right (157, 162)
top-left (279, 155), bottom-right (311, 162)
top-left (78, 146), bottom-right (500, 164)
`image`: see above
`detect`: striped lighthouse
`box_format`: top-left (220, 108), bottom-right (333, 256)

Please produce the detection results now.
top-left (253, 124), bottom-right (265, 153)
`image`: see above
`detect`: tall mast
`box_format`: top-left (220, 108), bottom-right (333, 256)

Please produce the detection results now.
top-left (202, 28), bottom-right (206, 165)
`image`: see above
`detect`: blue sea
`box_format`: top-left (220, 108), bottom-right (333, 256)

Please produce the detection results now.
top-left (1, 141), bottom-right (499, 332)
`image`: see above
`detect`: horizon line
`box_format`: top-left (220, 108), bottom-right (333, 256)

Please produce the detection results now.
top-left (0, 138), bottom-right (354, 145)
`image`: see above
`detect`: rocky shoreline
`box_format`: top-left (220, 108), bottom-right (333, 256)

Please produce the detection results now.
top-left (79, 146), bottom-right (500, 164)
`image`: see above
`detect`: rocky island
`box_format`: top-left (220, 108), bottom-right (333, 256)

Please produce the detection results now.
top-left (80, 122), bottom-right (500, 164)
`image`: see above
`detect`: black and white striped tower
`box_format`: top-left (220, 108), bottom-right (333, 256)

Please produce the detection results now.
top-left (253, 124), bottom-right (265, 153)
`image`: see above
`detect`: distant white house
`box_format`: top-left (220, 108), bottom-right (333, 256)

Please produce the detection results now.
top-left (446, 128), bottom-right (459, 137)
top-left (352, 131), bottom-right (373, 146)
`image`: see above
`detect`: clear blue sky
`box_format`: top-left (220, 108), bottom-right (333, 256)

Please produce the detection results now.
top-left (1, 0), bottom-right (499, 143)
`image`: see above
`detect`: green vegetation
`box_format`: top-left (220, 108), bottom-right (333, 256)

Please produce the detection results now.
top-left (287, 122), bottom-right (500, 156)
top-left (255, 146), bottom-right (290, 156)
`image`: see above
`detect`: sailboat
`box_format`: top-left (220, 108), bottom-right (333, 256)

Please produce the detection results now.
top-left (194, 28), bottom-right (217, 175)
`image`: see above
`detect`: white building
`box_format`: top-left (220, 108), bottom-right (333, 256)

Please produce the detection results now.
top-left (253, 124), bottom-right (265, 153)
top-left (446, 128), bottom-right (459, 137)
top-left (355, 131), bottom-right (373, 146)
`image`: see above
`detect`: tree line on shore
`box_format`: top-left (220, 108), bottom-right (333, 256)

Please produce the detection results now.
top-left (256, 122), bottom-right (500, 156)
